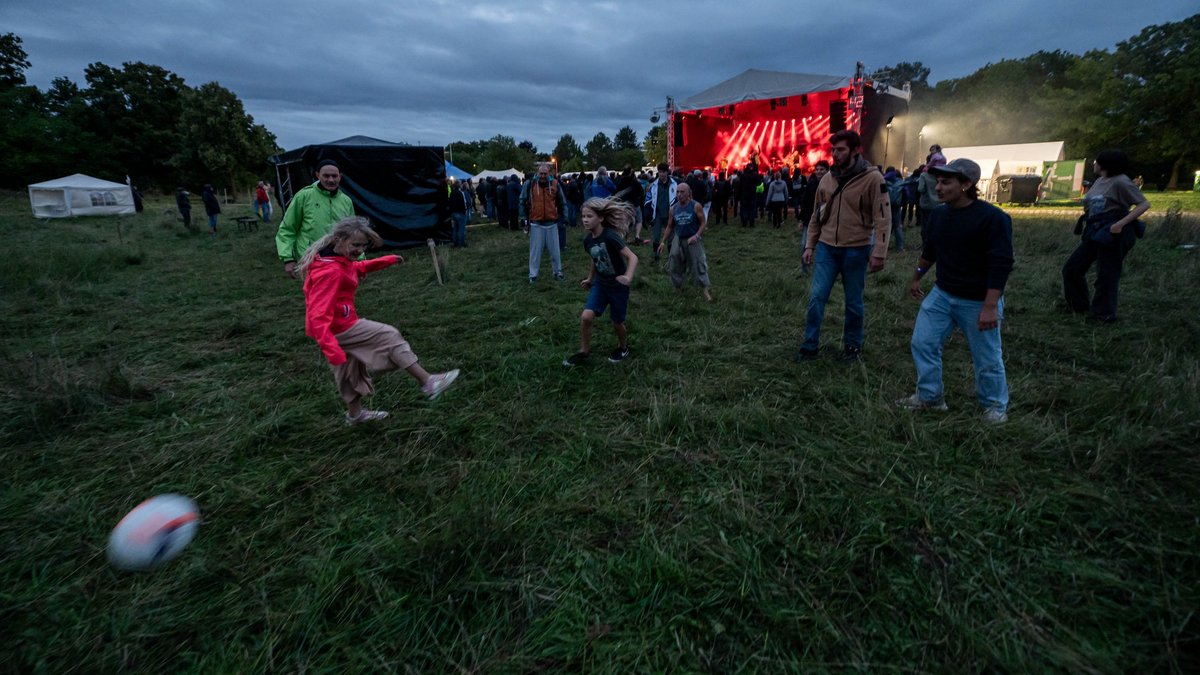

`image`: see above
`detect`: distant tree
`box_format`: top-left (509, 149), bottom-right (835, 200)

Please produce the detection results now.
top-left (561, 156), bottom-right (584, 173)
top-left (518, 139), bottom-right (538, 156)
top-left (172, 82), bottom-right (279, 192)
top-left (552, 133), bottom-right (582, 167)
top-left (614, 125), bottom-right (639, 151)
top-left (871, 61), bottom-right (931, 94)
top-left (81, 61), bottom-right (189, 187)
top-left (480, 134), bottom-right (535, 172)
top-left (1108, 15), bottom-right (1200, 188)
top-left (643, 124), bottom-right (667, 166)
top-left (585, 132), bottom-right (614, 169)
top-left (0, 33), bottom-right (31, 88)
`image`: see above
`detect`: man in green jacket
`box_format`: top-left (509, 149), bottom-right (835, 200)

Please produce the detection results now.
top-left (276, 159), bottom-right (356, 278)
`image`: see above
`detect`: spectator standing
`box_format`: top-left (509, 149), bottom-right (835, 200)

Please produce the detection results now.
top-left (658, 182), bottom-right (713, 301)
top-left (712, 172), bottom-right (731, 226)
top-left (796, 161), bottom-right (829, 276)
top-left (643, 163), bottom-right (677, 263)
top-left (884, 166), bottom-right (905, 250)
top-left (795, 130), bottom-right (890, 362)
top-left (520, 162), bottom-right (567, 282)
top-left (1061, 149), bottom-right (1150, 322)
top-left (276, 160), bottom-right (356, 278)
top-left (917, 150), bottom-right (946, 246)
top-left (202, 184), bottom-right (221, 237)
top-left (765, 170), bottom-right (790, 228)
top-left (449, 179), bottom-right (470, 248)
top-left (896, 158), bottom-right (1014, 424)
top-left (591, 167), bottom-right (616, 198)
top-left (255, 180), bottom-right (272, 222)
top-left (738, 163), bottom-right (761, 227)
top-left (175, 187), bottom-right (192, 229)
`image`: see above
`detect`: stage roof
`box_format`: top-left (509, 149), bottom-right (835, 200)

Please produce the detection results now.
top-left (675, 69), bottom-right (851, 112)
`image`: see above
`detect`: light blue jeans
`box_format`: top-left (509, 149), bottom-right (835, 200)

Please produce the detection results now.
top-left (802, 242), bottom-right (870, 352)
top-left (528, 221), bottom-right (561, 279)
top-left (910, 286), bottom-right (1008, 412)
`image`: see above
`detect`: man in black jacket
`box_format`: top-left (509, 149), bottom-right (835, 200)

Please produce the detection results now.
top-left (896, 158), bottom-right (1014, 425)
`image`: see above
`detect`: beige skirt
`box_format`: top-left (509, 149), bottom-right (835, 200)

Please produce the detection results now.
top-left (331, 319), bottom-right (418, 404)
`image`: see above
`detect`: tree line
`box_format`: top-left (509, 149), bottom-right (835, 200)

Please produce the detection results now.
top-left (2, 14), bottom-right (1194, 195)
top-left (0, 33), bottom-right (279, 193)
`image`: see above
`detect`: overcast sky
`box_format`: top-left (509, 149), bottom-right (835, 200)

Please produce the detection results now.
top-left (4, 1), bottom-right (1195, 157)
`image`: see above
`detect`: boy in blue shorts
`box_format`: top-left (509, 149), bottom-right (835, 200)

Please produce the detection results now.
top-left (563, 197), bottom-right (639, 366)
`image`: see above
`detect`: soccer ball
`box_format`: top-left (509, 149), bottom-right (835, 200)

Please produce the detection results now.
top-left (107, 494), bottom-right (200, 571)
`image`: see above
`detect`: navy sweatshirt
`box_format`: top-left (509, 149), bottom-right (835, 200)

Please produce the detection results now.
top-left (923, 199), bottom-right (1014, 301)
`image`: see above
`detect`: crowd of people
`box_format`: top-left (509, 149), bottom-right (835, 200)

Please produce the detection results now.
top-left (270, 134), bottom-right (1149, 428)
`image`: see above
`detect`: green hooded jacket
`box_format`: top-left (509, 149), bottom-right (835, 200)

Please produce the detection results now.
top-left (275, 182), bottom-right (355, 262)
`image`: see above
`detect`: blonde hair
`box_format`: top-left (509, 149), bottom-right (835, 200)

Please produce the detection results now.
top-left (295, 216), bottom-right (381, 279)
top-left (581, 197), bottom-right (633, 237)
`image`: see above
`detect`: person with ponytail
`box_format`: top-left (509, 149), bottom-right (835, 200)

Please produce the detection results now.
top-left (300, 216), bottom-right (460, 424)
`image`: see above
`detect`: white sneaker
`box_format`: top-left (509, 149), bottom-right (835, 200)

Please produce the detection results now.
top-left (894, 393), bottom-right (949, 411)
top-left (981, 408), bottom-right (1009, 425)
top-left (345, 409), bottom-right (389, 426)
top-left (423, 369), bottom-right (460, 399)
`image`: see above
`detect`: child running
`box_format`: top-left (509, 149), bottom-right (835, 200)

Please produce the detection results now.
top-left (563, 197), bottom-right (639, 366)
top-left (299, 216), bottom-right (460, 425)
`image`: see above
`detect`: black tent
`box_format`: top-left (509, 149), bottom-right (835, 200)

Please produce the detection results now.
top-left (268, 135), bottom-right (449, 250)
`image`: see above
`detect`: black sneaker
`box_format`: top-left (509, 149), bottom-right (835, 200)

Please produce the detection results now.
top-left (608, 346), bottom-right (630, 363)
top-left (793, 348), bottom-right (819, 363)
top-left (562, 351), bottom-right (589, 367)
top-left (839, 346), bottom-right (863, 362)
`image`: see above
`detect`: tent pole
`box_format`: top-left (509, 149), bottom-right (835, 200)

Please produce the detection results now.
top-left (427, 238), bottom-right (443, 285)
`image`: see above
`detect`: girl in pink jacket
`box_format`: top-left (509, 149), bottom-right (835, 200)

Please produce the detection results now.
top-left (298, 216), bottom-right (459, 425)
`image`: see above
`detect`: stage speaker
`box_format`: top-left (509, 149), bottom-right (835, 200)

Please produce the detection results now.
top-left (673, 113), bottom-right (684, 146)
top-left (829, 101), bottom-right (846, 132)
top-left (800, 94), bottom-right (808, 106)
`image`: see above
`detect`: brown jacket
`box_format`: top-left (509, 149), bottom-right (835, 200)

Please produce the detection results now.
top-left (805, 157), bottom-right (891, 259)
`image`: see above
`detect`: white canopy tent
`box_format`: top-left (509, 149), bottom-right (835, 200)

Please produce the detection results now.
top-left (473, 168), bottom-right (524, 181)
top-left (28, 174), bottom-right (136, 218)
top-left (942, 142), bottom-right (1065, 176)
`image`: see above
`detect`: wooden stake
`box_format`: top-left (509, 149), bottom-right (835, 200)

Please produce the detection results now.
top-left (427, 238), bottom-right (443, 285)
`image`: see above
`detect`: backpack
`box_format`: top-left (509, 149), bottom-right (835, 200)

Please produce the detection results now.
top-left (886, 179), bottom-right (903, 205)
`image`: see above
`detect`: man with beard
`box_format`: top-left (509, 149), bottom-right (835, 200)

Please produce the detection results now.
top-left (520, 162), bottom-right (567, 282)
top-left (795, 130), bottom-right (891, 362)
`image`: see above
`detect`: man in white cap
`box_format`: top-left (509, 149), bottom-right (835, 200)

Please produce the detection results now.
top-left (896, 158), bottom-right (1014, 424)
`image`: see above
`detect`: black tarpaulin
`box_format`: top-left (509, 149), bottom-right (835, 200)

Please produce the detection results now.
top-left (269, 137), bottom-right (449, 250)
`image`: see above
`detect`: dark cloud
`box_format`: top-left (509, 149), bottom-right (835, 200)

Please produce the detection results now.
top-left (4, 1), bottom-right (1195, 155)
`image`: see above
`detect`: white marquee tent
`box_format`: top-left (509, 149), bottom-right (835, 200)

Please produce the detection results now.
top-left (28, 174), bottom-right (136, 218)
top-left (473, 168), bottom-right (524, 181)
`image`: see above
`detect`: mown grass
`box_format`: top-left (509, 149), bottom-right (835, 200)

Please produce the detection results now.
top-left (1, 192), bottom-right (1198, 673)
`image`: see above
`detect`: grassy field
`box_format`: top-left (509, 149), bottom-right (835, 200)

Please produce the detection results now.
top-left (2, 192), bottom-right (1198, 673)
top-left (1035, 189), bottom-right (1200, 212)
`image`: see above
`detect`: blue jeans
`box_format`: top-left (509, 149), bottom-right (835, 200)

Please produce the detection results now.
top-left (528, 221), bottom-right (561, 279)
top-left (891, 206), bottom-right (904, 250)
top-left (451, 212), bottom-right (468, 247)
top-left (802, 242), bottom-right (870, 351)
top-left (910, 286), bottom-right (1008, 412)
